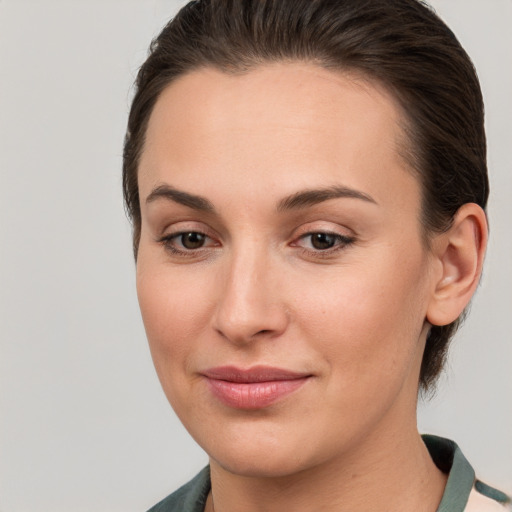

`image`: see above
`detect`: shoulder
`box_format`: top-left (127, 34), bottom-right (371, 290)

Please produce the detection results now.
top-left (146, 466), bottom-right (211, 512)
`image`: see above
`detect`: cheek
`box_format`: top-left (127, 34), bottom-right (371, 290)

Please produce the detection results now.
top-left (136, 257), bottom-right (214, 379)
top-left (290, 248), bottom-right (429, 385)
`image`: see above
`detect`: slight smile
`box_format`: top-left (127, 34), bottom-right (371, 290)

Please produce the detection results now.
top-left (202, 366), bottom-right (313, 409)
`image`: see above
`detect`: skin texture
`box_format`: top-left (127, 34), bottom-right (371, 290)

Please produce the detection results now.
top-left (136, 64), bottom-right (487, 512)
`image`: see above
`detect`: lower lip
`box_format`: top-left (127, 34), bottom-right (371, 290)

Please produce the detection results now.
top-left (205, 378), bottom-right (310, 409)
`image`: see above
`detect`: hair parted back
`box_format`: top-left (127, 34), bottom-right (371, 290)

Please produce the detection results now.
top-left (123, 0), bottom-right (488, 391)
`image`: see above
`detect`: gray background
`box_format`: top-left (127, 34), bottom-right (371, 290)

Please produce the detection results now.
top-left (0, 1), bottom-right (510, 511)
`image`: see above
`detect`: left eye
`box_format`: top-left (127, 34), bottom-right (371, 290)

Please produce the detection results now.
top-left (298, 232), bottom-right (354, 251)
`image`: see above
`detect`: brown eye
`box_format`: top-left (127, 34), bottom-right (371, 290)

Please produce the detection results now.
top-left (180, 232), bottom-right (206, 249)
top-left (310, 233), bottom-right (337, 250)
top-left (294, 231), bottom-right (356, 255)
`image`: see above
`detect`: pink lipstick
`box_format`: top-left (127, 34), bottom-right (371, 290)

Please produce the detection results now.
top-left (202, 366), bottom-right (311, 409)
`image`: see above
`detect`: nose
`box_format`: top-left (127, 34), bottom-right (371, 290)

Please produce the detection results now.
top-left (212, 247), bottom-right (289, 345)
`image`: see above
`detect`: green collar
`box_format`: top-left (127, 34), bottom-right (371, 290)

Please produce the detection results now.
top-left (422, 435), bottom-right (475, 512)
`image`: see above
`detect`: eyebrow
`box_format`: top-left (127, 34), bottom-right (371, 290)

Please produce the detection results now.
top-left (145, 183), bottom-right (377, 213)
top-left (277, 185), bottom-right (377, 211)
top-left (145, 184), bottom-right (215, 212)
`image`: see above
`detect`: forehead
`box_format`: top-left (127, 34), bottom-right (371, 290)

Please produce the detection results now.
top-left (138, 63), bottom-right (418, 213)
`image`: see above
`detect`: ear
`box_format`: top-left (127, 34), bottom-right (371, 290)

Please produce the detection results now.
top-left (426, 203), bottom-right (488, 327)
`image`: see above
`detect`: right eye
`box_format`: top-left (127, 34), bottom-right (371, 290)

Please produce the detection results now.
top-left (158, 230), bottom-right (218, 256)
top-left (173, 231), bottom-right (207, 250)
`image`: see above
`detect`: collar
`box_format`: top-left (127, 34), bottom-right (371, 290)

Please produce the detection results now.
top-left (422, 434), bottom-right (476, 512)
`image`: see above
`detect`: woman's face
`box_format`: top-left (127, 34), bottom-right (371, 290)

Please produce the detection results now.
top-left (136, 63), bottom-right (436, 477)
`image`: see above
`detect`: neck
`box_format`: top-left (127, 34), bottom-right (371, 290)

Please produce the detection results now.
top-left (207, 421), bottom-right (446, 512)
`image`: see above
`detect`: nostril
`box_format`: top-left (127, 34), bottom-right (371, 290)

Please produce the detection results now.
top-left (255, 329), bottom-right (272, 336)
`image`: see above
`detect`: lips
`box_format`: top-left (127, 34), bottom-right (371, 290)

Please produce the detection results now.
top-left (201, 365), bottom-right (312, 409)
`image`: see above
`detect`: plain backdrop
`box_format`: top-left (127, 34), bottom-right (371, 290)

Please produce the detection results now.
top-left (0, 1), bottom-right (511, 511)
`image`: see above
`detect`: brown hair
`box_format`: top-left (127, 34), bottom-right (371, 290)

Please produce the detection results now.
top-left (123, 0), bottom-right (488, 391)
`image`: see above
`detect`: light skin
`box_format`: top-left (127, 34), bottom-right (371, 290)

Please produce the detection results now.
top-left (135, 63), bottom-right (487, 512)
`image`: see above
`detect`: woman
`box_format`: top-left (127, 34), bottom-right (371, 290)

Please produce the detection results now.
top-left (123, 0), bottom-right (509, 510)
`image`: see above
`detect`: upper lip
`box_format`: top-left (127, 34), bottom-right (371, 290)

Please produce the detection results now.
top-left (202, 365), bottom-right (312, 383)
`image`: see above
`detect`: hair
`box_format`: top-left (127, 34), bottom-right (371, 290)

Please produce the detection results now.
top-left (123, 0), bottom-right (488, 391)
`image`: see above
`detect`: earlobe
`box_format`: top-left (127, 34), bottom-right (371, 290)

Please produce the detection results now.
top-left (426, 203), bottom-right (488, 327)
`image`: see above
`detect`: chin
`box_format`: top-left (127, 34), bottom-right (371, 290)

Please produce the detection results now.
top-left (211, 446), bottom-right (314, 479)
top-left (192, 418), bottom-right (331, 479)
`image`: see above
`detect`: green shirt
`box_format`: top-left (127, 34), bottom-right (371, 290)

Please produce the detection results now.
top-left (147, 435), bottom-right (509, 512)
